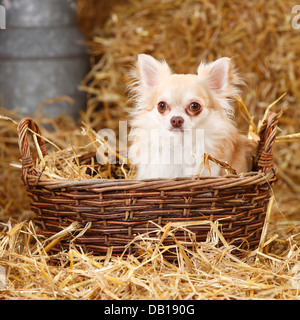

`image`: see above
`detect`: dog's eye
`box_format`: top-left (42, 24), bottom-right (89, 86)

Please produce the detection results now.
top-left (157, 101), bottom-right (168, 113)
top-left (188, 102), bottom-right (202, 113)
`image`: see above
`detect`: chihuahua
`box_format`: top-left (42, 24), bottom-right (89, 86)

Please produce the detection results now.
top-left (128, 54), bottom-right (256, 179)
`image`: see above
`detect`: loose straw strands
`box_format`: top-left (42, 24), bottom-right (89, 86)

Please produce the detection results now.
top-left (1, 219), bottom-right (300, 300)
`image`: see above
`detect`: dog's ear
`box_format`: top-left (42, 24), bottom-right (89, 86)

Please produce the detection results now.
top-left (136, 54), bottom-right (171, 87)
top-left (197, 57), bottom-right (240, 95)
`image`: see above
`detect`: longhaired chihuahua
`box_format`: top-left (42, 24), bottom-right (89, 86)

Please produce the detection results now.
top-left (128, 54), bottom-right (256, 179)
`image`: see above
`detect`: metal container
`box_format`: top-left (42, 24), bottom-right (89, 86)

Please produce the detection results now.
top-left (0, 0), bottom-right (89, 119)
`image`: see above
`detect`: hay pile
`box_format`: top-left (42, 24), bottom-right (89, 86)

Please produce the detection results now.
top-left (0, 0), bottom-right (299, 300)
top-left (1, 217), bottom-right (300, 300)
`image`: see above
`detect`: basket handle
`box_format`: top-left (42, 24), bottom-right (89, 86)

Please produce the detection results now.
top-left (18, 118), bottom-right (48, 185)
top-left (254, 111), bottom-right (279, 173)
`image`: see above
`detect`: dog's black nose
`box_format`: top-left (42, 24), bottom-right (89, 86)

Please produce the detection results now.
top-left (170, 116), bottom-right (184, 128)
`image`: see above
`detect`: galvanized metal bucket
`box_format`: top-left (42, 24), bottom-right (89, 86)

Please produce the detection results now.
top-left (0, 0), bottom-right (89, 119)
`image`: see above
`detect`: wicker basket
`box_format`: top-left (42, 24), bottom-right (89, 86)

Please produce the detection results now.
top-left (18, 112), bottom-right (278, 258)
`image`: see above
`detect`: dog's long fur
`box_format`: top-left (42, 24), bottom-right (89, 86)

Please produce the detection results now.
top-left (128, 54), bottom-right (256, 179)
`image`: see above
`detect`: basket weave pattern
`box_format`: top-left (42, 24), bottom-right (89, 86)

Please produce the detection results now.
top-left (18, 113), bottom-right (278, 257)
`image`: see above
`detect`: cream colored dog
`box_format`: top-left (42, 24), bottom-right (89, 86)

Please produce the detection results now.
top-left (128, 54), bottom-right (256, 179)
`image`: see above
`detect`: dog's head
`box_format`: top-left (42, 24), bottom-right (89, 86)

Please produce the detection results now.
top-left (129, 54), bottom-right (241, 133)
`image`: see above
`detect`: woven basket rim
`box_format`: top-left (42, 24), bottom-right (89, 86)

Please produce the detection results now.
top-left (24, 168), bottom-right (276, 189)
top-left (17, 112), bottom-right (279, 188)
